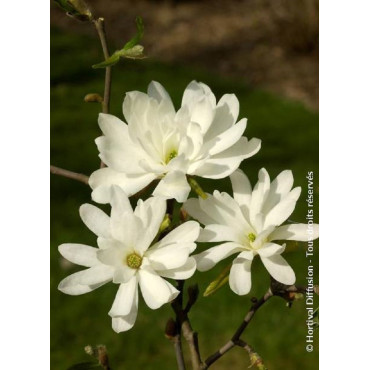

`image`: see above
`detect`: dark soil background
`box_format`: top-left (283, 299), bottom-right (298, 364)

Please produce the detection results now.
top-left (51, 0), bottom-right (318, 111)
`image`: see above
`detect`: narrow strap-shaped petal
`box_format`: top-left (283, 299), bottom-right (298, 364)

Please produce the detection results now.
top-left (156, 257), bottom-right (197, 280)
top-left (229, 255), bottom-right (253, 295)
top-left (58, 243), bottom-right (99, 267)
top-left (257, 242), bottom-right (285, 258)
top-left (153, 171), bottom-right (191, 202)
top-left (158, 221), bottom-right (200, 245)
top-left (58, 266), bottom-right (113, 295)
top-left (263, 187), bottom-right (301, 229)
top-left (138, 267), bottom-right (179, 309)
top-left (111, 286), bottom-right (139, 333)
top-left (260, 254), bottom-right (296, 285)
top-left (269, 223), bottom-right (319, 241)
top-left (198, 224), bottom-right (243, 243)
top-left (79, 204), bottom-right (111, 238)
top-left (89, 168), bottom-right (156, 204)
top-left (109, 277), bottom-right (138, 317)
top-left (194, 242), bottom-right (243, 271)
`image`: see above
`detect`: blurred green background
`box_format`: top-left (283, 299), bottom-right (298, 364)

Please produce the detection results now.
top-left (51, 2), bottom-right (319, 368)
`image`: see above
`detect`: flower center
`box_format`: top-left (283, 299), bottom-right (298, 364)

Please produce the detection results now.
top-left (126, 253), bottom-right (142, 269)
top-left (248, 233), bottom-right (256, 242)
top-left (165, 150), bottom-right (178, 164)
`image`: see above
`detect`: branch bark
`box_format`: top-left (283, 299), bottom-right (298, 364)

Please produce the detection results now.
top-left (50, 165), bottom-right (89, 184)
top-left (172, 295), bottom-right (202, 370)
top-left (172, 334), bottom-right (186, 370)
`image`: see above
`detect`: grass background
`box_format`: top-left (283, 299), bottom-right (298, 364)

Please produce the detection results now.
top-left (51, 28), bottom-right (319, 369)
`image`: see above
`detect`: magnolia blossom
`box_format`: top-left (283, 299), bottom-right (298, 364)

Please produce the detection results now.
top-left (184, 168), bottom-right (319, 295)
top-left (58, 186), bottom-right (200, 332)
top-left (89, 81), bottom-right (261, 203)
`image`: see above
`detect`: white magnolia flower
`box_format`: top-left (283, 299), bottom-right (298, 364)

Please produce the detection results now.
top-left (89, 81), bottom-right (261, 203)
top-left (184, 168), bottom-right (319, 295)
top-left (58, 186), bottom-right (200, 332)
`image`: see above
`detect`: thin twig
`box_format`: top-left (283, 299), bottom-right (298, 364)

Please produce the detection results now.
top-left (235, 339), bottom-right (266, 370)
top-left (93, 18), bottom-right (112, 114)
top-left (93, 17), bottom-right (112, 168)
top-left (50, 165), bottom-right (89, 185)
top-left (201, 289), bottom-right (273, 369)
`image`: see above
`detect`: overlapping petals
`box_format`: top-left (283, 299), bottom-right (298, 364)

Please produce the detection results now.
top-left (89, 81), bottom-right (261, 203)
top-left (184, 168), bottom-right (319, 295)
top-left (58, 186), bottom-right (200, 332)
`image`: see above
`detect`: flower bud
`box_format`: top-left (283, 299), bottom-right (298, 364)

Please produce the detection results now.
top-left (84, 93), bottom-right (103, 103)
top-left (165, 318), bottom-right (177, 339)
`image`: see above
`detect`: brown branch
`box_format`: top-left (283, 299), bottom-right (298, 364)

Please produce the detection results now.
top-left (172, 334), bottom-right (186, 370)
top-left (171, 282), bottom-right (202, 370)
top-left (166, 317), bottom-right (186, 370)
top-left (201, 282), bottom-right (314, 369)
top-left (50, 165), bottom-right (89, 185)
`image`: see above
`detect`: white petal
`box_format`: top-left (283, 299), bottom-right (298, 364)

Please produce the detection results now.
top-left (111, 288), bottom-right (139, 333)
top-left (183, 198), bottom-right (215, 225)
top-left (198, 224), bottom-right (243, 243)
top-left (58, 276), bottom-right (108, 295)
top-left (147, 81), bottom-right (174, 110)
top-left (205, 118), bottom-right (247, 156)
top-left (73, 265), bottom-right (114, 285)
top-left (139, 268), bottom-right (179, 309)
top-left (122, 91), bottom-right (150, 128)
top-left (147, 242), bottom-right (195, 270)
top-left (96, 113), bottom-right (145, 173)
top-left (89, 168), bottom-right (156, 204)
top-left (194, 137), bottom-right (261, 179)
top-left (194, 242), bottom-right (243, 271)
top-left (109, 277), bottom-right (138, 317)
top-left (153, 171), bottom-right (191, 202)
top-left (204, 94), bottom-right (239, 141)
top-left (262, 170), bottom-right (294, 213)
top-left (134, 197), bottom-right (167, 252)
top-left (257, 242), bottom-right (285, 257)
top-left (264, 187), bottom-right (301, 228)
top-left (199, 191), bottom-right (249, 232)
top-left (58, 243), bottom-right (99, 267)
top-left (260, 255), bottom-right (296, 285)
top-left (269, 223), bottom-right (319, 241)
top-left (110, 211), bottom-right (142, 247)
top-left (183, 122), bottom-right (203, 159)
top-left (134, 197), bottom-right (166, 229)
top-left (158, 221), bottom-right (200, 245)
top-left (79, 204), bottom-right (111, 238)
top-left (190, 96), bottom-right (215, 134)
top-left (58, 266), bottom-right (113, 295)
top-left (113, 265), bottom-right (137, 284)
top-left (229, 255), bottom-right (253, 295)
top-left (97, 245), bottom-right (124, 267)
top-left (110, 186), bottom-right (133, 217)
top-left (182, 81), bottom-right (216, 111)
top-left (157, 257), bottom-right (197, 280)
top-left (112, 310), bottom-right (138, 333)
top-left (230, 169), bottom-right (252, 220)
top-left (249, 168), bottom-right (270, 226)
